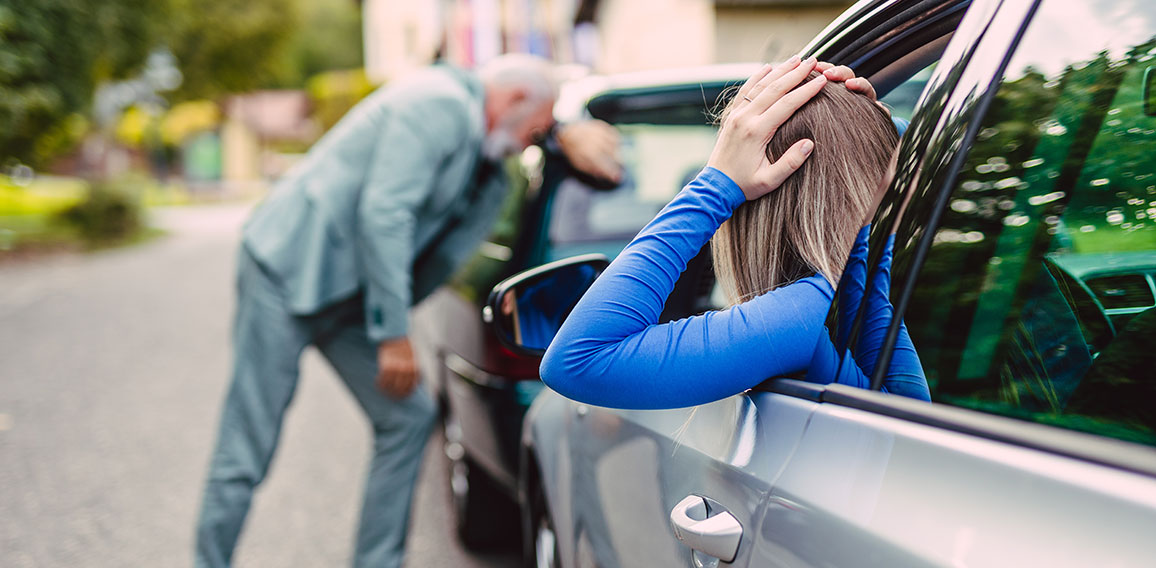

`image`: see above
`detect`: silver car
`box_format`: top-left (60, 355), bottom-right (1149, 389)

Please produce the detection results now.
top-left (491, 0), bottom-right (1156, 566)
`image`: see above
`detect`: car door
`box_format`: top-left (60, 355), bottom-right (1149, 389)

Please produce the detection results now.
top-left (544, 2), bottom-right (981, 567)
top-left (755, 0), bottom-right (1156, 565)
top-left (412, 74), bottom-right (761, 549)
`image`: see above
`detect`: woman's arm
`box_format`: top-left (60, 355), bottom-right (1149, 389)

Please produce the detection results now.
top-left (852, 233), bottom-right (931, 401)
top-left (540, 58), bottom-right (834, 409)
top-left (836, 225), bottom-right (871, 356)
top-left (540, 169), bottom-right (835, 409)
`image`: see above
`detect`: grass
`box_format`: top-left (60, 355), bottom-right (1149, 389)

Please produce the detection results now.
top-left (0, 174), bottom-right (181, 256)
top-left (0, 214), bottom-right (78, 251)
top-left (0, 178), bottom-right (84, 253)
top-left (0, 176), bottom-right (87, 216)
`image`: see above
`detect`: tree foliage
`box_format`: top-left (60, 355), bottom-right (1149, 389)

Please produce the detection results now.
top-left (1, 0), bottom-right (362, 166)
top-left (306, 69), bottom-right (375, 131)
top-left (274, 0), bottom-right (363, 88)
top-left (0, 0), bottom-right (164, 165)
top-left (165, 0), bottom-right (299, 101)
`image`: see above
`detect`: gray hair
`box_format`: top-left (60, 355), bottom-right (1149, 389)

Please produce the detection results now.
top-left (478, 54), bottom-right (559, 103)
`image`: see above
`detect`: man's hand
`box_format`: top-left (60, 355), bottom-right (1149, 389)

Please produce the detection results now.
top-left (555, 120), bottom-right (624, 184)
top-left (377, 337), bottom-right (419, 398)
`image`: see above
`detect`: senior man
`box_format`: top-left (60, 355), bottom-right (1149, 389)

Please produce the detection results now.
top-left (195, 54), bottom-right (619, 568)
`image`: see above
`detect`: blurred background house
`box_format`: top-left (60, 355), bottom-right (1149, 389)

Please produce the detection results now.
top-left (1, 0), bottom-right (852, 255)
top-left (363, 0), bottom-right (854, 82)
top-left (221, 91), bottom-right (318, 189)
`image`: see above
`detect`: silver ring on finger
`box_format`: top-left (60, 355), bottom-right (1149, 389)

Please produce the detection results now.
top-left (743, 95), bottom-right (753, 102)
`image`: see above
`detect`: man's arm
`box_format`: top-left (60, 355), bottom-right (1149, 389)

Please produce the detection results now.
top-left (357, 94), bottom-right (471, 396)
top-left (554, 119), bottom-right (623, 184)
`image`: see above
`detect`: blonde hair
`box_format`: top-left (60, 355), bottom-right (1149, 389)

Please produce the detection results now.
top-left (711, 72), bottom-right (898, 304)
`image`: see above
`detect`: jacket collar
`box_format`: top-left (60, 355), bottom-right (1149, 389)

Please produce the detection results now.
top-left (437, 63), bottom-right (484, 101)
top-left (435, 62), bottom-right (487, 136)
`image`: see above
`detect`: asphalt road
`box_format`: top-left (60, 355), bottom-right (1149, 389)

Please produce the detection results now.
top-left (0, 203), bottom-right (519, 567)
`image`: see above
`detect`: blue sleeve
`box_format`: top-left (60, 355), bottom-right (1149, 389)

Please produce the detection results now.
top-left (836, 225), bottom-right (870, 356)
top-left (892, 116), bottom-right (910, 137)
top-left (540, 168), bottom-right (837, 409)
top-left (852, 233), bottom-right (931, 401)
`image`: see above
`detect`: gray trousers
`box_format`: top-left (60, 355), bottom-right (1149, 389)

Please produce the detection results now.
top-left (195, 249), bottom-right (436, 568)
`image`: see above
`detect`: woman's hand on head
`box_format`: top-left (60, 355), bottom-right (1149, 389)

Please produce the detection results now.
top-left (707, 56), bottom-right (825, 201)
top-left (818, 63), bottom-right (889, 115)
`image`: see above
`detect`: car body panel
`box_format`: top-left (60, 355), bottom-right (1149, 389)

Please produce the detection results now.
top-left (526, 389), bottom-right (821, 567)
top-left (755, 388), bottom-right (1156, 567)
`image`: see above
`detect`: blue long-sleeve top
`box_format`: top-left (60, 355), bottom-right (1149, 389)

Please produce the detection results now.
top-left (540, 167), bottom-right (930, 409)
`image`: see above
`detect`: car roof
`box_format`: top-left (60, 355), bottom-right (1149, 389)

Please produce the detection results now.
top-left (802, 0), bottom-right (901, 56)
top-left (554, 63), bottom-right (761, 123)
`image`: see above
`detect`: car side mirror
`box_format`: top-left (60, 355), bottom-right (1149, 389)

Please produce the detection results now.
top-left (484, 254), bottom-right (609, 357)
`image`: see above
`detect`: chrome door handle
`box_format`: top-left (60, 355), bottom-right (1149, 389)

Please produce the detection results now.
top-left (669, 495), bottom-right (742, 563)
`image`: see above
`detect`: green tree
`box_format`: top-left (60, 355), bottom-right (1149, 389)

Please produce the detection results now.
top-left (0, 0), bottom-right (164, 166)
top-left (1, 0), bottom-right (360, 166)
top-left (273, 0), bottom-right (363, 88)
top-left (165, 0), bottom-right (299, 101)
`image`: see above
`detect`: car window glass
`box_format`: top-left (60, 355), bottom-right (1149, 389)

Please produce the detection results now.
top-left (447, 158), bottom-right (532, 303)
top-left (904, 0), bottom-right (1156, 446)
top-left (545, 123), bottom-right (717, 261)
top-left (879, 62), bottom-right (938, 122)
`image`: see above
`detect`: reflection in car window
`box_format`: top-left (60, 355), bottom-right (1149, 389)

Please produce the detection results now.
top-left (879, 62), bottom-right (937, 121)
top-left (1085, 273), bottom-right (1155, 311)
top-left (546, 124), bottom-right (717, 261)
top-left (905, 0), bottom-right (1156, 446)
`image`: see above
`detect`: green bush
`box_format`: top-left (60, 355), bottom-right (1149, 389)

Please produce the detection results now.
top-left (56, 181), bottom-right (143, 243)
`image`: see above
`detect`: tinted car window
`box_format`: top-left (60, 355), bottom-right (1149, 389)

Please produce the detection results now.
top-left (447, 159), bottom-right (533, 303)
top-left (1085, 273), bottom-right (1155, 310)
top-left (904, 0), bottom-right (1156, 445)
top-left (879, 62), bottom-right (937, 121)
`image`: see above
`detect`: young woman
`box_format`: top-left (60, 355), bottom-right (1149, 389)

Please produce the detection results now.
top-left (539, 57), bottom-right (930, 409)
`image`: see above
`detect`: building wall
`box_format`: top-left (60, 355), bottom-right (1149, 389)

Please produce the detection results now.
top-left (360, 0), bottom-right (855, 79)
top-left (714, 3), bottom-right (853, 64)
top-left (363, 0), bottom-right (443, 83)
top-left (596, 0), bottom-right (716, 73)
top-left (221, 119), bottom-right (260, 182)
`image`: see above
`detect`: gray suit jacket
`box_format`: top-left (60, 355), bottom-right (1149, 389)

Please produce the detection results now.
top-left (242, 65), bottom-right (508, 342)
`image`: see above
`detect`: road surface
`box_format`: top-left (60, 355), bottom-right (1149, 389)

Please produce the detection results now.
top-left (0, 203), bottom-right (519, 567)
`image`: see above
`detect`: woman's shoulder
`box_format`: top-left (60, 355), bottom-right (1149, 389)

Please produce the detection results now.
top-left (775, 274), bottom-right (835, 300)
